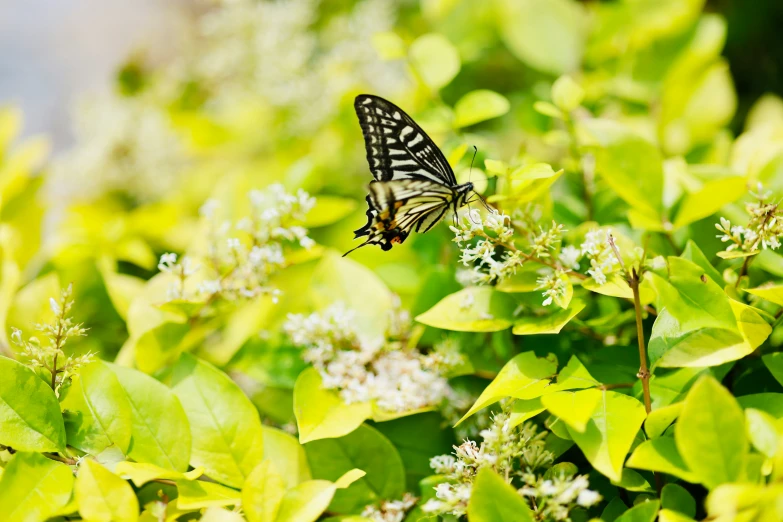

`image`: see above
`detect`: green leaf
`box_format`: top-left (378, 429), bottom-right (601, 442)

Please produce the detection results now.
top-left (200, 507), bottom-right (246, 522)
top-left (310, 253), bottom-right (394, 340)
top-left (762, 353), bottom-right (783, 388)
top-left (681, 240), bottom-right (722, 285)
top-left (649, 257), bottom-right (736, 332)
top-left (76, 459), bottom-right (139, 522)
top-left (508, 398), bottom-right (546, 428)
top-left (661, 483), bottom-right (697, 517)
top-left (408, 33), bottom-right (460, 90)
top-left (512, 298), bottom-right (585, 335)
top-left (172, 353), bottom-right (264, 488)
top-left (304, 425), bottom-right (405, 514)
top-left (737, 393), bottom-right (783, 418)
top-left (648, 300), bottom-right (770, 368)
top-left (626, 438), bottom-right (698, 483)
top-left (467, 467), bottom-right (534, 522)
top-left (176, 479), bottom-right (241, 509)
top-left (61, 361), bottom-right (133, 455)
top-left (0, 356), bottom-right (65, 452)
top-left (493, 163), bottom-right (564, 204)
top-left (747, 284), bottom-right (783, 307)
top-left (0, 452), bottom-right (74, 522)
top-left (601, 496), bottom-right (629, 522)
top-left (579, 119), bottom-right (663, 221)
top-left (552, 355), bottom-right (601, 391)
top-left (458, 351), bottom-right (557, 424)
top-left (243, 461), bottom-right (286, 522)
top-left (658, 509), bottom-right (697, 522)
top-left (453, 90), bottom-right (510, 128)
top-left (108, 363), bottom-right (190, 471)
top-left (674, 375), bottom-right (747, 489)
top-left (716, 249), bottom-right (759, 259)
top-left (615, 500), bottom-right (659, 522)
top-left (498, 0), bottom-right (586, 75)
top-left (371, 31), bottom-right (406, 60)
top-left (706, 482), bottom-right (783, 522)
top-left (566, 390), bottom-right (646, 481)
top-left (275, 470), bottom-right (365, 522)
top-left (262, 426), bottom-right (311, 488)
top-left (415, 286), bottom-right (515, 332)
top-left (533, 101), bottom-right (564, 119)
top-left (115, 461), bottom-right (203, 487)
top-left (541, 388), bottom-right (601, 433)
top-left (294, 367), bottom-right (372, 444)
top-left (672, 176), bottom-right (746, 228)
top-left (611, 468), bottom-right (653, 493)
top-left (644, 402), bottom-right (683, 438)
top-left (552, 75), bottom-right (585, 112)
top-left (745, 408), bottom-right (779, 458)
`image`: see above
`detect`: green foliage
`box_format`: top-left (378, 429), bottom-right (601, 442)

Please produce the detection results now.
top-left (2, 0), bottom-right (783, 520)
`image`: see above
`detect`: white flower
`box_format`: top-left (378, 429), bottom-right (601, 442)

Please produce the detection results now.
top-left (576, 489), bottom-right (601, 507)
top-left (226, 237), bottom-right (242, 250)
top-left (200, 199), bottom-right (220, 219)
top-left (558, 245), bottom-right (581, 270)
top-left (158, 252), bottom-right (178, 272)
top-left (198, 279), bottom-right (222, 295)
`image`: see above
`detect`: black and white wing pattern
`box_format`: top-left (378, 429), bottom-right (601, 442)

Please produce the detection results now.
top-left (344, 180), bottom-right (456, 256)
top-left (354, 94), bottom-right (457, 185)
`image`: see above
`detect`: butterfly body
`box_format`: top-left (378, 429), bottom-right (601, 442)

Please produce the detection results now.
top-left (346, 94), bottom-right (474, 255)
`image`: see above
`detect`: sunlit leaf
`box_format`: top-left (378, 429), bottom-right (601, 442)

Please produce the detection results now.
top-left (294, 367), bottom-right (372, 444)
top-left (453, 90), bottom-right (510, 128)
top-left (408, 34), bottom-right (460, 90)
top-left (75, 459), bottom-right (139, 522)
top-left (415, 286), bottom-right (515, 332)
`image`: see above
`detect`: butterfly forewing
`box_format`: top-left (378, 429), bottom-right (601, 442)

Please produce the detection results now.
top-left (354, 95), bottom-right (457, 186)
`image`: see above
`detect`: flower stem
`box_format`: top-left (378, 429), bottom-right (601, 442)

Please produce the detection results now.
top-left (629, 269), bottom-right (652, 414)
top-left (50, 352), bottom-right (58, 391)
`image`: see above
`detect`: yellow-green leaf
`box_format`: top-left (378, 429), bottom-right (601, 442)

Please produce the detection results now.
top-left (243, 460), bottom-right (286, 522)
top-left (675, 376), bottom-right (747, 489)
top-left (415, 286), bottom-right (515, 332)
top-left (627, 438), bottom-right (699, 483)
top-left (453, 90), bottom-right (510, 128)
top-left (0, 356), bottom-right (66, 452)
top-left (458, 352), bottom-right (557, 424)
top-left (747, 284), bottom-right (783, 307)
top-left (76, 459), bottom-right (139, 522)
top-left (408, 34), bottom-right (460, 90)
top-left (115, 461), bottom-right (203, 487)
top-left (0, 452), bottom-right (74, 522)
top-left (567, 390), bottom-right (646, 481)
top-left (513, 298), bottom-right (585, 335)
top-left (467, 468), bottom-right (534, 521)
top-left (176, 479), bottom-right (241, 510)
top-left (541, 389), bottom-right (602, 433)
top-left (294, 367), bottom-right (372, 444)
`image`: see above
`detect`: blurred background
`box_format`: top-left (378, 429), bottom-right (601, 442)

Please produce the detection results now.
top-left (2, 0), bottom-right (781, 149)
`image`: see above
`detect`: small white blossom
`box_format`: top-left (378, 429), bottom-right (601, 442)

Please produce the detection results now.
top-left (558, 245), bottom-right (581, 270)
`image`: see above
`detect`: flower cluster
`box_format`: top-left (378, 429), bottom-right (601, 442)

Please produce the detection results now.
top-left (451, 210), bottom-right (525, 285)
top-left (11, 284), bottom-right (92, 397)
top-left (715, 186), bottom-right (782, 253)
top-left (423, 415), bottom-right (552, 517)
top-left (579, 228), bottom-right (620, 285)
top-left (49, 94), bottom-right (188, 203)
top-left (519, 473), bottom-right (602, 520)
top-left (361, 493), bottom-right (418, 522)
top-left (423, 413), bottom-right (599, 520)
top-left (158, 184), bottom-right (315, 304)
top-left (193, 0), bottom-right (408, 134)
top-left (284, 303), bottom-right (455, 413)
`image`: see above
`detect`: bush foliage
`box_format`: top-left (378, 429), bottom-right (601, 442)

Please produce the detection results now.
top-left (1, 0), bottom-right (783, 521)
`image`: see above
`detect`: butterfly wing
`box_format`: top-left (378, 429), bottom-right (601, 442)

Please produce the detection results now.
top-left (354, 94), bottom-right (457, 186)
top-left (344, 179), bottom-right (455, 255)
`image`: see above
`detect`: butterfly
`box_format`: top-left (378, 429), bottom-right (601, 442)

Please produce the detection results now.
top-left (344, 94), bottom-right (477, 256)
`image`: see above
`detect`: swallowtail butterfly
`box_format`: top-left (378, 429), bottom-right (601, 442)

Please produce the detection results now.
top-left (345, 94), bottom-right (475, 256)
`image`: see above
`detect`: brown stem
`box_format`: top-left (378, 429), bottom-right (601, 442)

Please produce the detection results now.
top-left (44, 452), bottom-right (77, 465)
top-left (736, 255), bottom-right (753, 289)
top-left (51, 352), bottom-right (58, 391)
top-left (630, 270), bottom-right (652, 414)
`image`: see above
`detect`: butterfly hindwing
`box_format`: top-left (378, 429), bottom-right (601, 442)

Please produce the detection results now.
top-left (354, 95), bottom-right (457, 186)
top-left (346, 179), bottom-right (455, 255)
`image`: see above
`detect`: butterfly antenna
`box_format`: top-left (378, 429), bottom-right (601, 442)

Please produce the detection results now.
top-left (469, 145), bottom-right (478, 184)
